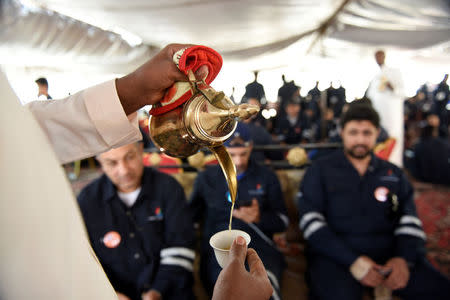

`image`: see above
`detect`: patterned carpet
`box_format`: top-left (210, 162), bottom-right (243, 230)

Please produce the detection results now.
top-left (413, 181), bottom-right (450, 276)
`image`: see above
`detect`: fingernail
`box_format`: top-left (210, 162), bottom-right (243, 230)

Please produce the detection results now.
top-left (195, 65), bottom-right (209, 80)
top-left (236, 236), bottom-right (245, 245)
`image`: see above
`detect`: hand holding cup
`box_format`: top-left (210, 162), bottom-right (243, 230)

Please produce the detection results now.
top-left (212, 235), bottom-right (273, 300)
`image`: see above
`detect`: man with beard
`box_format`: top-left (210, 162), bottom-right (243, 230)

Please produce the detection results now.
top-left (297, 103), bottom-right (450, 300)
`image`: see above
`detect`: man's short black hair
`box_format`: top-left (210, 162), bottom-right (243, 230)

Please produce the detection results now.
top-left (341, 102), bottom-right (380, 129)
top-left (35, 77), bottom-right (48, 86)
top-left (287, 98), bottom-right (301, 106)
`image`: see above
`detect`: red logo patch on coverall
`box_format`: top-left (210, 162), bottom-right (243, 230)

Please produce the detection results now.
top-left (103, 231), bottom-right (121, 248)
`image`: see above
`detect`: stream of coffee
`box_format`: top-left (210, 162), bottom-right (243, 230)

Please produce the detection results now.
top-left (228, 201), bottom-right (235, 231)
top-left (209, 145), bottom-right (237, 231)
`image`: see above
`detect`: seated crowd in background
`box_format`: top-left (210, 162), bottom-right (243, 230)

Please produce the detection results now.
top-left (236, 72), bottom-right (449, 185)
top-left (74, 67), bottom-right (448, 299)
top-left (78, 101), bottom-right (449, 300)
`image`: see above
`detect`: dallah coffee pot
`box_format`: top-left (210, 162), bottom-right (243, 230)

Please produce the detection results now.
top-left (148, 45), bottom-right (258, 221)
top-left (149, 72), bottom-right (259, 158)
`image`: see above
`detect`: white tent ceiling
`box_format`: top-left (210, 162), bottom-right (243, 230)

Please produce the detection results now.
top-left (1, 0), bottom-right (449, 102)
top-left (2, 0), bottom-right (449, 69)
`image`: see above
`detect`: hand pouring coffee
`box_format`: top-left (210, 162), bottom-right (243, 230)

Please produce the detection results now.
top-left (148, 46), bottom-right (259, 231)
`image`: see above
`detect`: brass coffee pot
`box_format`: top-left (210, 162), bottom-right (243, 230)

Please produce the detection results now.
top-left (149, 73), bottom-right (259, 158)
top-left (149, 72), bottom-right (259, 209)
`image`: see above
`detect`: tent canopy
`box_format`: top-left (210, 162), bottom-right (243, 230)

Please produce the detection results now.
top-left (1, 0), bottom-right (449, 102)
top-left (1, 0), bottom-right (449, 70)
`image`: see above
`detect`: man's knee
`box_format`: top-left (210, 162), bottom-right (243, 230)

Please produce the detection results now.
top-left (307, 257), bottom-right (362, 300)
top-left (395, 259), bottom-right (450, 300)
top-left (266, 268), bottom-right (283, 300)
top-left (200, 258), bottom-right (221, 296)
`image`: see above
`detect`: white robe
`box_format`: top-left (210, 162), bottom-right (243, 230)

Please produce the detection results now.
top-left (0, 70), bottom-right (141, 299)
top-left (367, 65), bottom-right (405, 167)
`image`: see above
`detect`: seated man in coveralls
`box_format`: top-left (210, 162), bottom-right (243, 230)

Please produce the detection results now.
top-left (77, 141), bottom-right (195, 300)
top-left (274, 99), bottom-right (305, 145)
top-left (298, 103), bottom-right (450, 300)
top-left (189, 123), bottom-right (288, 300)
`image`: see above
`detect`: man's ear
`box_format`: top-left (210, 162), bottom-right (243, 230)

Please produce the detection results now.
top-left (95, 154), bottom-right (105, 171)
top-left (137, 142), bottom-right (144, 152)
top-left (376, 127), bottom-right (381, 139)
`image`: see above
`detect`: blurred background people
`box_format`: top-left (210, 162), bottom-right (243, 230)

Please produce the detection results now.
top-left (277, 74), bottom-right (300, 119)
top-left (304, 84), bottom-right (322, 123)
top-left (241, 71), bottom-right (267, 105)
top-left (35, 77), bottom-right (52, 100)
top-left (241, 101), bottom-right (283, 162)
top-left (405, 114), bottom-right (450, 185)
top-left (274, 99), bottom-right (305, 145)
top-left (431, 74), bottom-right (449, 137)
top-left (326, 81), bottom-right (346, 119)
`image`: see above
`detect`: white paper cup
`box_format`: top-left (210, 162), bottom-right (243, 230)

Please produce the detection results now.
top-left (209, 229), bottom-right (251, 268)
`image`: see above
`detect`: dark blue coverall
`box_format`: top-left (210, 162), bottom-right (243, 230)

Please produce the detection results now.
top-left (246, 121), bottom-right (284, 161)
top-left (77, 167), bottom-right (195, 300)
top-left (274, 114), bottom-right (308, 144)
top-left (189, 161), bottom-right (288, 300)
top-left (405, 135), bottom-right (450, 185)
top-left (432, 80), bottom-right (449, 137)
top-left (242, 80), bottom-right (266, 103)
top-left (298, 150), bottom-right (450, 300)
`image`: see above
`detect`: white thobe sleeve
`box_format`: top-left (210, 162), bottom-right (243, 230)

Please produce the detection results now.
top-left (27, 79), bottom-right (142, 164)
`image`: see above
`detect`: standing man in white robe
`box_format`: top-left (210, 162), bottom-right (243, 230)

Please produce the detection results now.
top-left (367, 50), bottom-right (405, 167)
